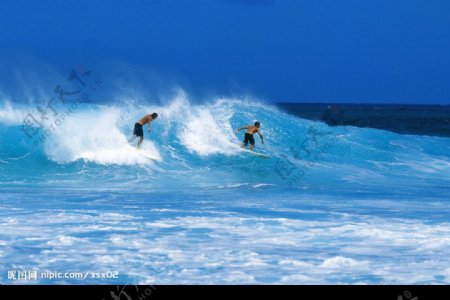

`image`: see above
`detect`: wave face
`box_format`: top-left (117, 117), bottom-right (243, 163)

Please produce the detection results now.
top-left (1, 94), bottom-right (449, 193)
top-left (1, 94), bottom-right (450, 284)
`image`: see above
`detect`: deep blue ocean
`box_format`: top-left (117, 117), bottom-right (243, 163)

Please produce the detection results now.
top-left (1, 95), bottom-right (449, 284)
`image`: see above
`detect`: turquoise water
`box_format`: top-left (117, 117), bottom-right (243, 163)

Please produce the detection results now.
top-left (1, 96), bottom-right (450, 284)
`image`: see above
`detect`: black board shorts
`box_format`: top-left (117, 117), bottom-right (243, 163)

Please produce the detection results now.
top-left (133, 123), bottom-right (144, 137)
top-left (243, 133), bottom-right (255, 146)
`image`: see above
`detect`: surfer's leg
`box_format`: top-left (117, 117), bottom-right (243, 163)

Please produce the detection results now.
top-left (135, 123), bottom-right (144, 148)
top-left (137, 137), bottom-right (143, 149)
top-left (130, 123), bottom-right (139, 143)
top-left (242, 133), bottom-right (250, 148)
top-left (248, 134), bottom-right (255, 150)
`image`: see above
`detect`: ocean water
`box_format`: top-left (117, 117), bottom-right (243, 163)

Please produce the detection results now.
top-left (276, 103), bottom-right (450, 138)
top-left (1, 95), bottom-right (450, 284)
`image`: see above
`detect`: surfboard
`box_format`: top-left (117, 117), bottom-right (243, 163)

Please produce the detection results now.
top-left (125, 143), bottom-right (159, 160)
top-left (239, 148), bottom-right (271, 158)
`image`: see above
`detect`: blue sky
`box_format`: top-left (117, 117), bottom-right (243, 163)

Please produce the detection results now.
top-left (1, 0), bottom-right (450, 103)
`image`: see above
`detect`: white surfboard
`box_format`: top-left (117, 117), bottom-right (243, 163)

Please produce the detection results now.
top-left (125, 143), bottom-right (159, 160)
top-left (239, 148), bottom-right (271, 158)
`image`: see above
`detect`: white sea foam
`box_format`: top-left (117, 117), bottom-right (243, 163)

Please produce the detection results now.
top-left (43, 106), bottom-right (161, 165)
top-left (0, 101), bottom-right (30, 125)
top-left (2, 201), bottom-right (450, 284)
top-left (178, 107), bottom-right (238, 156)
top-left (148, 91), bottom-right (239, 156)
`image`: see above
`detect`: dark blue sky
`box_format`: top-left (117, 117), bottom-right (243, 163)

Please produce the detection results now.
top-left (1, 0), bottom-right (450, 103)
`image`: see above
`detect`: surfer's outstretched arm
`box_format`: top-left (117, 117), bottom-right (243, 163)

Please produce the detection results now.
top-left (259, 133), bottom-right (264, 144)
top-left (256, 129), bottom-right (264, 144)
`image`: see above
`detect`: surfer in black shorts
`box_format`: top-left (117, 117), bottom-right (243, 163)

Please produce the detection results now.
top-left (234, 121), bottom-right (264, 151)
top-left (130, 112), bottom-right (158, 148)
